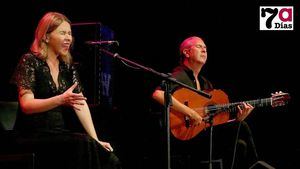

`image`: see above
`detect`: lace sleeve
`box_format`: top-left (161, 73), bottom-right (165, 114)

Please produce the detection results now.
top-left (11, 53), bottom-right (36, 92)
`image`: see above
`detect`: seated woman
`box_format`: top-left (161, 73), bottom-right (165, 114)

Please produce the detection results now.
top-left (9, 11), bottom-right (121, 169)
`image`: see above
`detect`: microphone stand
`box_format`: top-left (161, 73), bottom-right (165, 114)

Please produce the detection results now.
top-left (203, 108), bottom-right (219, 169)
top-left (99, 48), bottom-right (212, 169)
top-left (208, 113), bottom-right (214, 169)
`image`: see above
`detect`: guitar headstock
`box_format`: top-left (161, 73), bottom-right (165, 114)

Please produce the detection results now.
top-left (271, 91), bottom-right (290, 107)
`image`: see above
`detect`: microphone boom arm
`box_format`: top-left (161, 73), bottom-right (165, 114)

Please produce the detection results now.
top-left (86, 40), bottom-right (119, 46)
top-left (99, 48), bottom-right (211, 99)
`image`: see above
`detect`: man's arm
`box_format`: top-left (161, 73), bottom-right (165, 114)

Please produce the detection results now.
top-left (152, 89), bottom-right (203, 125)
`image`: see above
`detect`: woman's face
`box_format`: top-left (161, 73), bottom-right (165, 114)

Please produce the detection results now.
top-left (47, 21), bottom-right (72, 57)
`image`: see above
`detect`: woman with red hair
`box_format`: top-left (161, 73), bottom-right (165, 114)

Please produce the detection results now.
top-left (11, 12), bottom-right (121, 169)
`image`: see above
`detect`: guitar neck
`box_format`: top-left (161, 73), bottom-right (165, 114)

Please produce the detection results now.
top-left (220, 98), bottom-right (272, 112)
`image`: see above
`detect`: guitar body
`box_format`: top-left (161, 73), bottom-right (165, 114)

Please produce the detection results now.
top-left (170, 88), bottom-right (290, 140)
top-left (170, 88), bottom-right (230, 140)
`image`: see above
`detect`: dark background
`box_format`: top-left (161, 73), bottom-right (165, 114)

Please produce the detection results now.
top-left (0, 0), bottom-right (299, 168)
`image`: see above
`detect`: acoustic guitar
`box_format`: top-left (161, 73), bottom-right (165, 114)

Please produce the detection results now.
top-left (170, 88), bottom-right (290, 140)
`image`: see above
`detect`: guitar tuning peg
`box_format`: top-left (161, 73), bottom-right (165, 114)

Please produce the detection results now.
top-left (272, 91), bottom-right (283, 96)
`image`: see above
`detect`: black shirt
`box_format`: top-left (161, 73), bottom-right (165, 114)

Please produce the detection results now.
top-left (162, 64), bottom-right (213, 93)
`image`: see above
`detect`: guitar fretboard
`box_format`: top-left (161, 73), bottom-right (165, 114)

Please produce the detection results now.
top-left (212, 98), bottom-right (272, 113)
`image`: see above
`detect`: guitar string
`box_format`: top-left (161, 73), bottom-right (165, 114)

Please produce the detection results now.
top-left (192, 98), bottom-right (272, 113)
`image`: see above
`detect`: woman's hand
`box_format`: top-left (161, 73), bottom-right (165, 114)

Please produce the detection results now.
top-left (59, 83), bottom-right (86, 110)
top-left (97, 140), bottom-right (114, 152)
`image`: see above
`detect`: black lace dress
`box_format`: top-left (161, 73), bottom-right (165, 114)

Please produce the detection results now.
top-left (9, 52), bottom-right (121, 169)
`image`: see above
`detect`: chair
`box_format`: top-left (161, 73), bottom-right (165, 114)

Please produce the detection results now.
top-left (0, 101), bottom-right (35, 169)
top-left (0, 101), bottom-right (18, 131)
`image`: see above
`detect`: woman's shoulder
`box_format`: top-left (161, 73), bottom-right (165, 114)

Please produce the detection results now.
top-left (19, 52), bottom-right (40, 62)
top-left (18, 52), bottom-right (45, 66)
top-left (21, 52), bottom-right (36, 59)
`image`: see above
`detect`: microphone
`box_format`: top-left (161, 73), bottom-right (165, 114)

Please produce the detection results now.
top-left (85, 40), bottom-right (119, 46)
